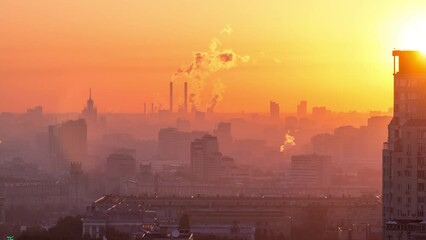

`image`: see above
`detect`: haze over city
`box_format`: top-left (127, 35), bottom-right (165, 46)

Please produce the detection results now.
top-left (3, 1), bottom-right (426, 240)
top-left (2, 0), bottom-right (426, 113)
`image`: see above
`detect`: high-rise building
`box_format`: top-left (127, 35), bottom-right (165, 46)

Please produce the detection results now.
top-left (69, 162), bottom-right (86, 209)
top-left (383, 50), bottom-right (426, 240)
top-left (212, 122), bottom-right (233, 154)
top-left (290, 154), bottom-right (331, 187)
top-left (270, 101), bottom-right (280, 120)
top-left (105, 153), bottom-right (136, 194)
top-left (158, 128), bottom-right (208, 163)
top-left (49, 119), bottom-right (88, 172)
top-left (81, 88), bottom-right (98, 123)
top-left (191, 135), bottom-right (233, 181)
top-left (297, 100), bottom-right (307, 118)
top-left (106, 153), bottom-right (136, 179)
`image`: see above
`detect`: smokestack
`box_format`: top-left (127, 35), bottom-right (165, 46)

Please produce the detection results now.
top-left (151, 103), bottom-right (154, 113)
top-left (184, 82), bottom-right (188, 113)
top-left (170, 82), bottom-right (173, 113)
top-left (144, 103), bottom-right (146, 115)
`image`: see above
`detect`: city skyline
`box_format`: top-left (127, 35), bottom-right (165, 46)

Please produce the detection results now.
top-left (2, 1), bottom-right (426, 113)
top-left (3, 1), bottom-right (426, 239)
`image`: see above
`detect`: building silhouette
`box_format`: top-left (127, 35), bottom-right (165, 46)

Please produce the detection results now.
top-left (290, 154), bottom-right (331, 188)
top-left (383, 50), bottom-right (426, 239)
top-left (81, 88), bottom-right (98, 123)
top-left (106, 153), bottom-right (136, 179)
top-left (105, 153), bottom-right (137, 194)
top-left (158, 128), bottom-right (207, 163)
top-left (297, 100), bottom-right (307, 118)
top-left (270, 101), bottom-right (280, 120)
top-left (49, 119), bottom-right (88, 172)
top-left (190, 135), bottom-right (233, 181)
top-left (212, 122), bottom-right (233, 154)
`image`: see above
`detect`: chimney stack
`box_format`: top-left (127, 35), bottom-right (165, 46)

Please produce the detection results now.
top-left (170, 82), bottom-right (173, 113)
top-left (184, 82), bottom-right (188, 113)
top-left (144, 102), bottom-right (146, 115)
top-left (151, 103), bottom-right (154, 114)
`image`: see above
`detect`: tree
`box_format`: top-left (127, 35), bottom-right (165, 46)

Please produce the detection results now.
top-left (18, 215), bottom-right (84, 240)
top-left (178, 214), bottom-right (190, 231)
top-left (17, 226), bottom-right (51, 240)
top-left (105, 227), bottom-right (130, 240)
top-left (48, 215), bottom-right (83, 240)
top-left (292, 205), bottom-right (328, 240)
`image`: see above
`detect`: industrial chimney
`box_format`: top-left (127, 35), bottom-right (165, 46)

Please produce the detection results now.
top-left (184, 82), bottom-right (188, 113)
top-left (170, 82), bottom-right (173, 113)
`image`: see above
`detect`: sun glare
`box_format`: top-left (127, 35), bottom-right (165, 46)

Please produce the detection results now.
top-left (400, 17), bottom-right (426, 53)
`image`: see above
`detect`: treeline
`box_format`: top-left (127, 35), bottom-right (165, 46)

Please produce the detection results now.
top-left (16, 216), bottom-right (129, 240)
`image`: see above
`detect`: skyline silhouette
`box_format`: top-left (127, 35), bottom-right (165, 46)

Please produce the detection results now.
top-left (2, 1), bottom-right (426, 240)
top-left (3, 1), bottom-right (426, 113)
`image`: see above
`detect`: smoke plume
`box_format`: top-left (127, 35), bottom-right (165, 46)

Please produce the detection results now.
top-left (173, 26), bottom-right (249, 112)
top-left (220, 25), bottom-right (233, 35)
top-left (207, 79), bottom-right (226, 113)
top-left (279, 132), bottom-right (296, 152)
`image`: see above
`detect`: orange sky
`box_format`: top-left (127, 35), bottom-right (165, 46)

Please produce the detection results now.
top-left (1, 0), bottom-right (426, 113)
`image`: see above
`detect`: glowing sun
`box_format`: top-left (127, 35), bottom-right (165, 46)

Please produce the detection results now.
top-left (400, 17), bottom-right (426, 53)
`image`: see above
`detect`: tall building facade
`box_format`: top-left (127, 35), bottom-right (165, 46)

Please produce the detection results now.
top-left (105, 153), bottom-right (137, 194)
top-left (191, 135), bottom-right (220, 180)
top-left (290, 154), bottom-right (331, 188)
top-left (49, 119), bottom-right (88, 171)
top-left (297, 100), bottom-right (307, 118)
top-left (270, 101), bottom-right (280, 120)
top-left (158, 128), bottom-right (207, 163)
top-left (212, 122), bottom-right (233, 154)
top-left (191, 135), bottom-right (233, 181)
top-left (383, 50), bottom-right (426, 240)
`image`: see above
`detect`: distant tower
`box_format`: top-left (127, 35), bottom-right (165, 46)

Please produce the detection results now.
top-left (270, 101), bottom-right (280, 120)
top-left (297, 100), bottom-right (307, 118)
top-left (81, 88), bottom-right (98, 123)
top-left (144, 102), bottom-right (147, 115)
top-left (88, 88), bottom-right (93, 108)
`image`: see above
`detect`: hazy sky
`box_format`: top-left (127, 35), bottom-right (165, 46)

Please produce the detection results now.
top-left (1, 0), bottom-right (426, 113)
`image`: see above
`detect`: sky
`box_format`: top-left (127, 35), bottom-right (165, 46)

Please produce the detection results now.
top-left (1, 0), bottom-right (426, 113)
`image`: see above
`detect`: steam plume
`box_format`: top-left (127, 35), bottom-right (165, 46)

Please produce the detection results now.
top-left (207, 80), bottom-right (226, 113)
top-left (173, 26), bottom-right (249, 112)
top-left (279, 132), bottom-right (296, 152)
top-left (220, 25), bottom-right (233, 35)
